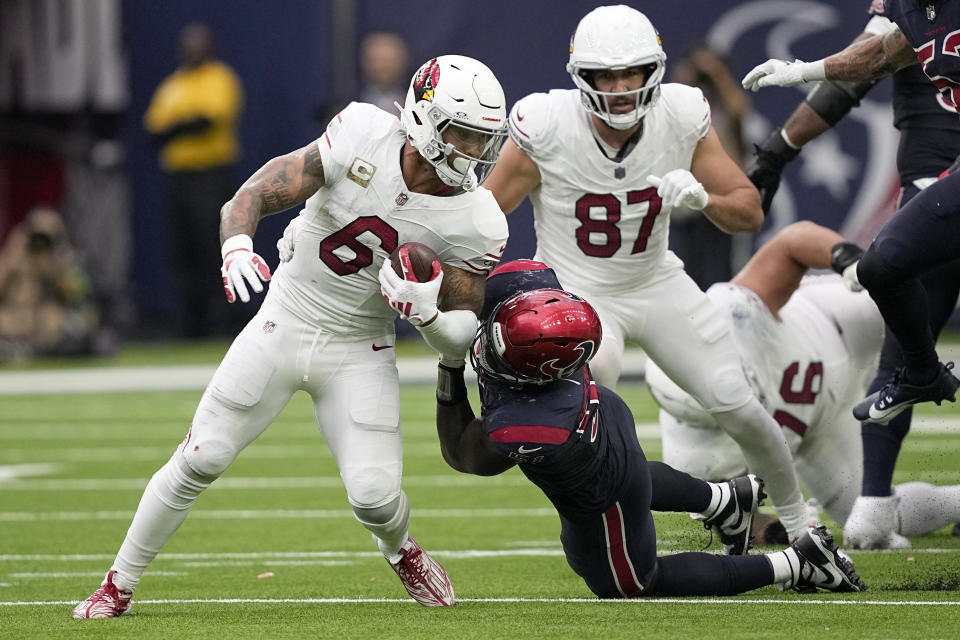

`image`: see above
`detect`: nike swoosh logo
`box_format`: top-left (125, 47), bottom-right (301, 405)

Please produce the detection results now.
top-left (517, 445), bottom-right (542, 454)
top-left (372, 344), bottom-right (393, 351)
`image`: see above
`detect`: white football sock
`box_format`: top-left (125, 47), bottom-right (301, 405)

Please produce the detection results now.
top-left (712, 400), bottom-right (813, 538)
top-left (695, 482), bottom-right (728, 521)
top-left (767, 548), bottom-right (803, 588)
top-left (110, 454), bottom-right (213, 592)
top-left (895, 482), bottom-right (960, 537)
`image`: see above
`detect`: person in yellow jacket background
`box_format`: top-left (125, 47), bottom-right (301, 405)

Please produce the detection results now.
top-left (144, 22), bottom-right (244, 337)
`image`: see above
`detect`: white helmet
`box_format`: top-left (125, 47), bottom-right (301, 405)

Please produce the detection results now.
top-left (398, 55), bottom-right (508, 191)
top-left (566, 5), bottom-right (667, 130)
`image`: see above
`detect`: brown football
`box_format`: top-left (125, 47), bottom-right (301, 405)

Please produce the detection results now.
top-left (390, 242), bottom-right (440, 283)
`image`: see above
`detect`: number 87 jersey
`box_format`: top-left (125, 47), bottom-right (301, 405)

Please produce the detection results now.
top-left (509, 84), bottom-right (710, 294)
top-left (269, 102), bottom-right (507, 337)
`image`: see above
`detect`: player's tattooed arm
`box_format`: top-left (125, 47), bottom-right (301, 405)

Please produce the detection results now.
top-left (436, 266), bottom-right (485, 316)
top-left (220, 142), bottom-right (325, 242)
top-left (824, 28), bottom-right (917, 81)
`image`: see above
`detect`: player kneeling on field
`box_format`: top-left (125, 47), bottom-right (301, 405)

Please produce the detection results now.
top-left (434, 260), bottom-right (867, 597)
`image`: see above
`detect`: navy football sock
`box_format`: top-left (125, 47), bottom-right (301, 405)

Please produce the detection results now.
top-left (647, 461), bottom-right (713, 512)
top-left (650, 553), bottom-right (773, 596)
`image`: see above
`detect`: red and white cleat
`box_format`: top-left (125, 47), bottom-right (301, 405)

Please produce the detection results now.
top-left (72, 570), bottom-right (132, 619)
top-left (388, 536), bottom-right (455, 606)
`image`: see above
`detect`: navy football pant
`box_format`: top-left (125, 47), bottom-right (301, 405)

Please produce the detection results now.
top-left (857, 171), bottom-right (960, 382)
top-left (860, 180), bottom-right (960, 496)
top-left (558, 450), bottom-right (773, 598)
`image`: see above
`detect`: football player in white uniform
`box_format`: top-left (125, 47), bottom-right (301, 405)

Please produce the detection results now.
top-left (483, 5), bottom-right (816, 542)
top-left (72, 55), bottom-right (509, 618)
top-left (647, 221), bottom-right (960, 547)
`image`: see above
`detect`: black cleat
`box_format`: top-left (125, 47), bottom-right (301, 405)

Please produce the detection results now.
top-left (791, 526), bottom-right (867, 593)
top-left (703, 474), bottom-right (765, 555)
top-left (853, 362), bottom-right (959, 425)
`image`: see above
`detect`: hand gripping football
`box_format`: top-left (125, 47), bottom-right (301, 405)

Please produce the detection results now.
top-left (390, 242), bottom-right (440, 283)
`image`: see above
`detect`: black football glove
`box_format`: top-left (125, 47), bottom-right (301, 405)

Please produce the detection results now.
top-left (746, 128), bottom-right (800, 213)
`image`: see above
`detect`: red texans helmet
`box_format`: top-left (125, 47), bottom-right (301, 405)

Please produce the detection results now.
top-left (471, 288), bottom-right (602, 384)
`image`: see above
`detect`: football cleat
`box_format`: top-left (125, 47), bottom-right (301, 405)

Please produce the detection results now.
top-left (389, 536), bottom-right (455, 607)
top-left (71, 570), bottom-right (132, 619)
top-left (853, 362), bottom-right (959, 425)
top-left (843, 495), bottom-right (910, 550)
top-left (791, 526), bottom-right (867, 593)
top-left (702, 474), bottom-right (766, 555)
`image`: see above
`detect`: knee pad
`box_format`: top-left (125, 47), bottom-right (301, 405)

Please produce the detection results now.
top-left (344, 465), bottom-right (400, 509)
top-left (181, 435), bottom-right (237, 479)
top-left (699, 366), bottom-right (754, 414)
top-left (353, 492), bottom-right (410, 556)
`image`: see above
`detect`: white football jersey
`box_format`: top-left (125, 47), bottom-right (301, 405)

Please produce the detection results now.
top-left (269, 102), bottom-right (507, 337)
top-left (649, 276), bottom-right (883, 441)
top-left (509, 85), bottom-right (711, 294)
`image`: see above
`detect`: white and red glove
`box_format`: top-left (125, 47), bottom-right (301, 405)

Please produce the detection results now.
top-left (741, 58), bottom-right (826, 92)
top-left (647, 170), bottom-right (709, 211)
top-left (221, 234), bottom-right (271, 303)
top-left (378, 257), bottom-right (443, 326)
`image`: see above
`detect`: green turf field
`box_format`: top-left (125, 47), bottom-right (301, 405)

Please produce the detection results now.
top-left (2, 355), bottom-right (960, 639)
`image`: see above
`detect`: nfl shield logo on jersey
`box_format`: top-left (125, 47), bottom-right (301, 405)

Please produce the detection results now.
top-left (396, 192), bottom-right (409, 206)
top-left (262, 320), bottom-right (276, 333)
top-left (614, 166), bottom-right (626, 180)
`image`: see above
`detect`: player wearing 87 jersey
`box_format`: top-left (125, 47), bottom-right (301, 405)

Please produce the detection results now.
top-left (484, 5), bottom-right (818, 543)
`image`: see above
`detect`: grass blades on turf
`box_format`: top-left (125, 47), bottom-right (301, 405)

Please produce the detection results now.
top-left (1, 374), bottom-right (959, 639)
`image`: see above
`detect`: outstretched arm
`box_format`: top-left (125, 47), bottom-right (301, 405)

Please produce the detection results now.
top-left (742, 27), bottom-right (917, 90)
top-left (730, 221), bottom-right (858, 316)
top-left (435, 364), bottom-right (516, 476)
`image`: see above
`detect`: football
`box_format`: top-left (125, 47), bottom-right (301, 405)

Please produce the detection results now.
top-left (390, 242), bottom-right (440, 283)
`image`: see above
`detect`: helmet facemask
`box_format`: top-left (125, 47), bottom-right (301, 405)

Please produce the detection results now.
top-left (570, 61), bottom-right (665, 130)
top-left (398, 56), bottom-right (508, 191)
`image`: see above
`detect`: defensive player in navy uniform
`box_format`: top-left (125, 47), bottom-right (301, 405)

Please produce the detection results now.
top-left (433, 260), bottom-right (866, 599)
top-left (743, 0), bottom-right (960, 427)
top-left (744, 1), bottom-right (960, 549)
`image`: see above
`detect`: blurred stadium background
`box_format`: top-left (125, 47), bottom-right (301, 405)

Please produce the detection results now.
top-left (0, 0), bottom-right (911, 345)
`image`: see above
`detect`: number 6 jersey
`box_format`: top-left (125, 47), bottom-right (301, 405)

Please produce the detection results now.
top-left (509, 85), bottom-right (710, 295)
top-left (269, 102), bottom-right (508, 337)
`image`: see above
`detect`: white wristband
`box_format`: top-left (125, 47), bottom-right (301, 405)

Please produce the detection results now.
top-left (221, 234), bottom-right (253, 258)
top-left (800, 59), bottom-right (827, 82)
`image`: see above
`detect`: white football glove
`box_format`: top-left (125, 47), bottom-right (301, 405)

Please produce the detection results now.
top-left (276, 215), bottom-right (304, 263)
top-left (221, 234), bottom-right (272, 303)
top-left (647, 170), bottom-right (709, 211)
top-left (741, 58), bottom-right (826, 92)
top-left (378, 257), bottom-right (443, 326)
top-left (842, 261), bottom-right (864, 292)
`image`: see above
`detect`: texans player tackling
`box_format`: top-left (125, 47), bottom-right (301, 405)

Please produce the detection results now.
top-left (72, 55), bottom-right (508, 618)
top-left (433, 260), bottom-right (866, 598)
top-left (742, 0), bottom-right (960, 426)
top-left (483, 5), bottom-right (819, 543)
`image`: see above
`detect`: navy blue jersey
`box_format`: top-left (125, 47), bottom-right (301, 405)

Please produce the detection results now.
top-left (479, 367), bottom-right (641, 518)
top-left (870, 1), bottom-right (960, 174)
top-left (883, 1), bottom-right (960, 114)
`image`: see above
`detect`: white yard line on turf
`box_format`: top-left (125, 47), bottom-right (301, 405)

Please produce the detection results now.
top-left (3, 597), bottom-right (960, 606)
top-left (1, 547), bottom-right (956, 563)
